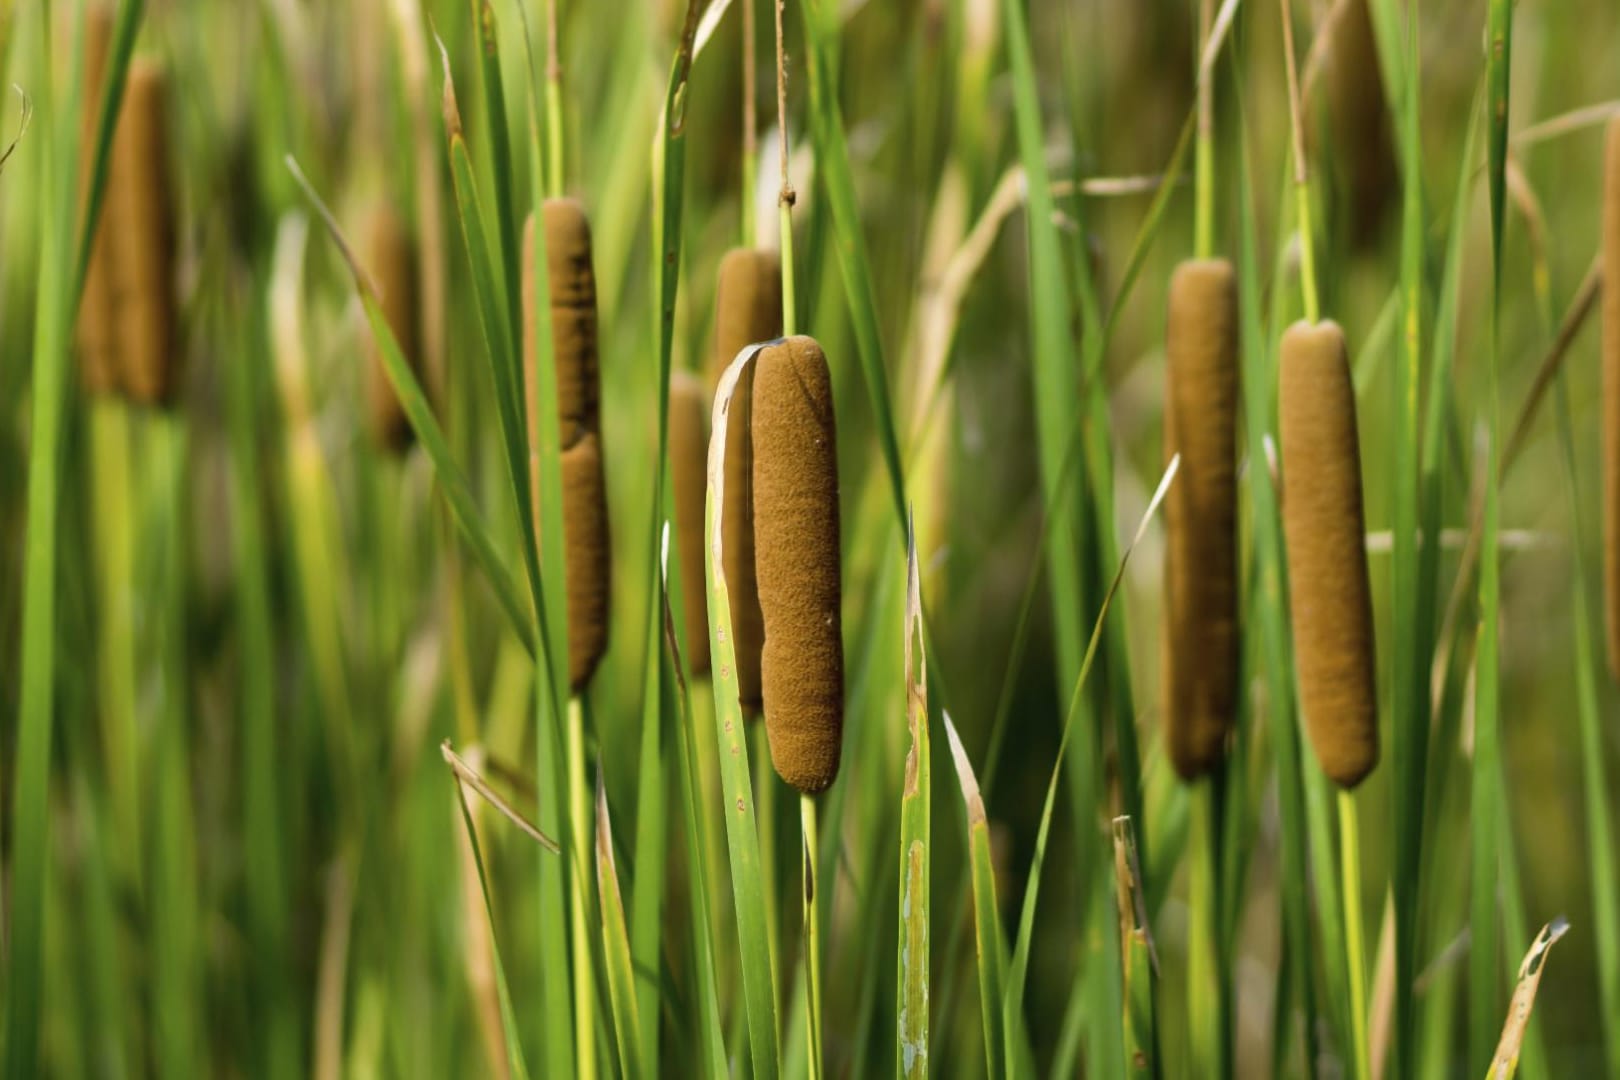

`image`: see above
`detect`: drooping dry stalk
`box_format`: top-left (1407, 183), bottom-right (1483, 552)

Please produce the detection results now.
top-left (669, 370), bottom-right (712, 675)
top-left (362, 205), bottom-right (421, 452)
top-left (751, 335), bottom-right (843, 794)
top-left (525, 200), bottom-right (611, 692)
top-left (75, 4), bottom-right (118, 395)
top-left (1162, 258), bottom-right (1239, 779)
top-left (710, 247), bottom-right (781, 711)
top-left (112, 59), bottom-right (179, 406)
top-left (1604, 116), bottom-right (1620, 679)
top-left (1279, 320), bottom-right (1378, 787)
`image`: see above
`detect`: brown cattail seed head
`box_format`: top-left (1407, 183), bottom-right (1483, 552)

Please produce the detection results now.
top-left (1279, 320), bottom-right (1378, 788)
top-left (1162, 258), bottom-right (1240, 780)
top-left (364, 206), bottom-right (420, 452)
top-left (1324, 0), bottom-right (1396, 246)
top-left (712, 249), bottom-right (781, 712)
top-left (524, 203), bottom-right (611, 693)
top-left (1603, 116), bottom-right (1620, 680)
top-left (670, 370), bottom-right (712, 675)
top-left (75, 5), bottom-right (119, 396)
top-left (752, 336), bottom-right (844, 794)
top-left (112, 60), bottom-right (179, 406)
top-left (562, 433), bottom-right (611, 692)
top-left (540, 198), bottom-right (601, 444)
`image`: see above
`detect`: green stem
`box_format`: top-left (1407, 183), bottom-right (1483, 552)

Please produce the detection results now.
top-left (1188, 781), bottom-right (1226, 1080)
top-left (545, 0), bottom-right (565, 198)
top-left (802, 795), bottom-right (824, 1080)
top-left (780, 197), bottom-right (797, 336)
top-left (1194, 0), bottom-right (1214, 259)
top-left (1339, 790), bottom-right (1371, 1080)
top-left (569, 696), bottom-right (599, 1080)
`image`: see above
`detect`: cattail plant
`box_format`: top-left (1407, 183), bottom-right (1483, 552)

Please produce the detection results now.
top-left (669, 369), bottom-right (711, 675)
top-left (525, 199), bottom-right (610, 692)
top-left (1603, 116), bottom-right (1620, 679)
top-left (751, 334), bottom-right (844, 795)
top-left (362, 205), bottom-right (420, 452)
top-left (1162, 257), bottom-right (1239, 780)
top-left (1279, 319), bottom-right (1378, 787)
top-left (75, 4), bottom-right (119, 395)
top-left (111, 59), bottom-right (179, 407)
top-left (710, 247), bottom-right (781, 711)
top-left (1322, 0), bottom-right (1396, 246)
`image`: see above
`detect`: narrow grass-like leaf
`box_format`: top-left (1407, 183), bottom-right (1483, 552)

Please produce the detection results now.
top-left (658, 528), bottom-right (730, 1077)
top-left (898, 519), bottom-right (931, 1078)
top-left (466, 0), bottom-right (520, 333)
top-left (1002, 456), bottom-right (1179, 1071)
top-left (596, 768), bottom-right (646, 1080)
top-left (449, 762), bottom-right (536, 1080)
top-left (1112, 816), bottom-right (1159, 1078)
top-left (708, 341), bottom-right (782, 1080)
top-left (943, 715), bottom-right (1006, 1079)
top-left (286, 156), bottom-right (537, 658)
top-left (797, 0), bottom-right (907, 529)
top-left (70, 0), bottom-right (143, 308)
top-left (6, 12), bottom-right (81, 1074)
top-left (1472, 3), bottom-right (1514, 1072)
top-left (1483, 919), bottom-right (1569, 1080)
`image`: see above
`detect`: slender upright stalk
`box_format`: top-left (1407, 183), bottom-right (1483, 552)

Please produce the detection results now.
top-left (544, 0), bottom-right (565, 196)
top-left (741, 0), bottom-right (757, 244)
top-left (1279, 0), bottom-right (1319, 322)
top-left (1194, 0), bottom-right (1215, 259)
top-left (775, 0), bottom-right (797, 336)
top-left (1340, 791), bottom-right (1371, 1080)
top-left (802, 795), bottom-right (824, 1080)
top-left (569, 696), bottom-right (598, 1080)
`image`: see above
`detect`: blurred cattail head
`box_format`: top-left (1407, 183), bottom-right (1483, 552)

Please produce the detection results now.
top-left (524, 201), bottom-right (611, 694)
top-left (75, 5), bottom-right (119, 396)
top-left (711, 248), bottom-right (781, 712)
top-left (670, 370), bottom-right (712, 675)
top-left (1279, 320), bottom-right (1378, 788)
top-left (1162, 257), bottom-right (1240, 781)
top-left (362, 205), bottom-right (420, 452)
top-left (110, 58), bottom-right (180, 407)
top-left (751, 335), bottom-right (844, 795)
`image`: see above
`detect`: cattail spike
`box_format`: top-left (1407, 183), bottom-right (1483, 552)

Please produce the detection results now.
top-left (363, 205), bottom-right (420, 452)
top-left (752, 335), bottom-right (843, 795)
top-left (524, 202), bottom-right (611, 694)
top-left (670, 370), bottom-right (712, 675)
top-left (1603, 117), bottom-right (1620, 680)
top-left (113, 60), bottom-right (179, 407)
top-left (1163, 258), bottom-right (1240, 780)
top-left (1280, 320), bottom-right (1378, 788)
top-left (75, 5), bottom-right (119, 396)
top-left (712, 248), bottom-right (780, 712)
top-left (541, 198), bottom-right (601, 444)
top-left (563, 433), bottom-right (611, 692)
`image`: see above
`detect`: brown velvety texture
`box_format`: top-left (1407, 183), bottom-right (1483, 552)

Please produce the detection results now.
top-left (1325, 0), bottom-right (1396, 247)
top-left (1162, 258), bottom-right (1239, 780)
top-left (1279, 320), bottom-right (1378, 788)
top-left (364, 206), bottom-right (419, 453)
top-left (669, 371), bottom-right (712, 675)
top-left (712, 248), bottom-right (779, 711)
top-left (563, 434), bottom-right (611, 693)
top-left (112, 61), bottom-right (178, 407)
top-left (752, 336), bottom-right (844, 794)
top-left (1604, 117), bottom-right (1620, 680)
top-left (76, 6), bottom-right (119, 395)
top-left (523, 204), bottom-right (611, 693)
top-left (542, 198), bottom-right (600, 444)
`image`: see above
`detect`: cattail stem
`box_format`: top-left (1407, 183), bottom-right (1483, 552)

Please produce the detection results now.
top-left (1194, 0), bottom-right (1215, 259)
top-left (1187, 781), bottom-right (1227, 1079)
top-left (801, 793), bottom-right (824, 1080)
top-left (1340, 790), bottom-right (1372, 1080)
top-left (775, 0), bottom-right (797, 335)
top-left (567, 696), bottom-right (598, 1080)
top-left (1279, 0), bottom-right (1320, 322)
top-left (755, 722), bottom-right (782, 981)
top-left (545, 0), bottom-right (565, 196)
top-left (742, 0), bottom-right (758, 245)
